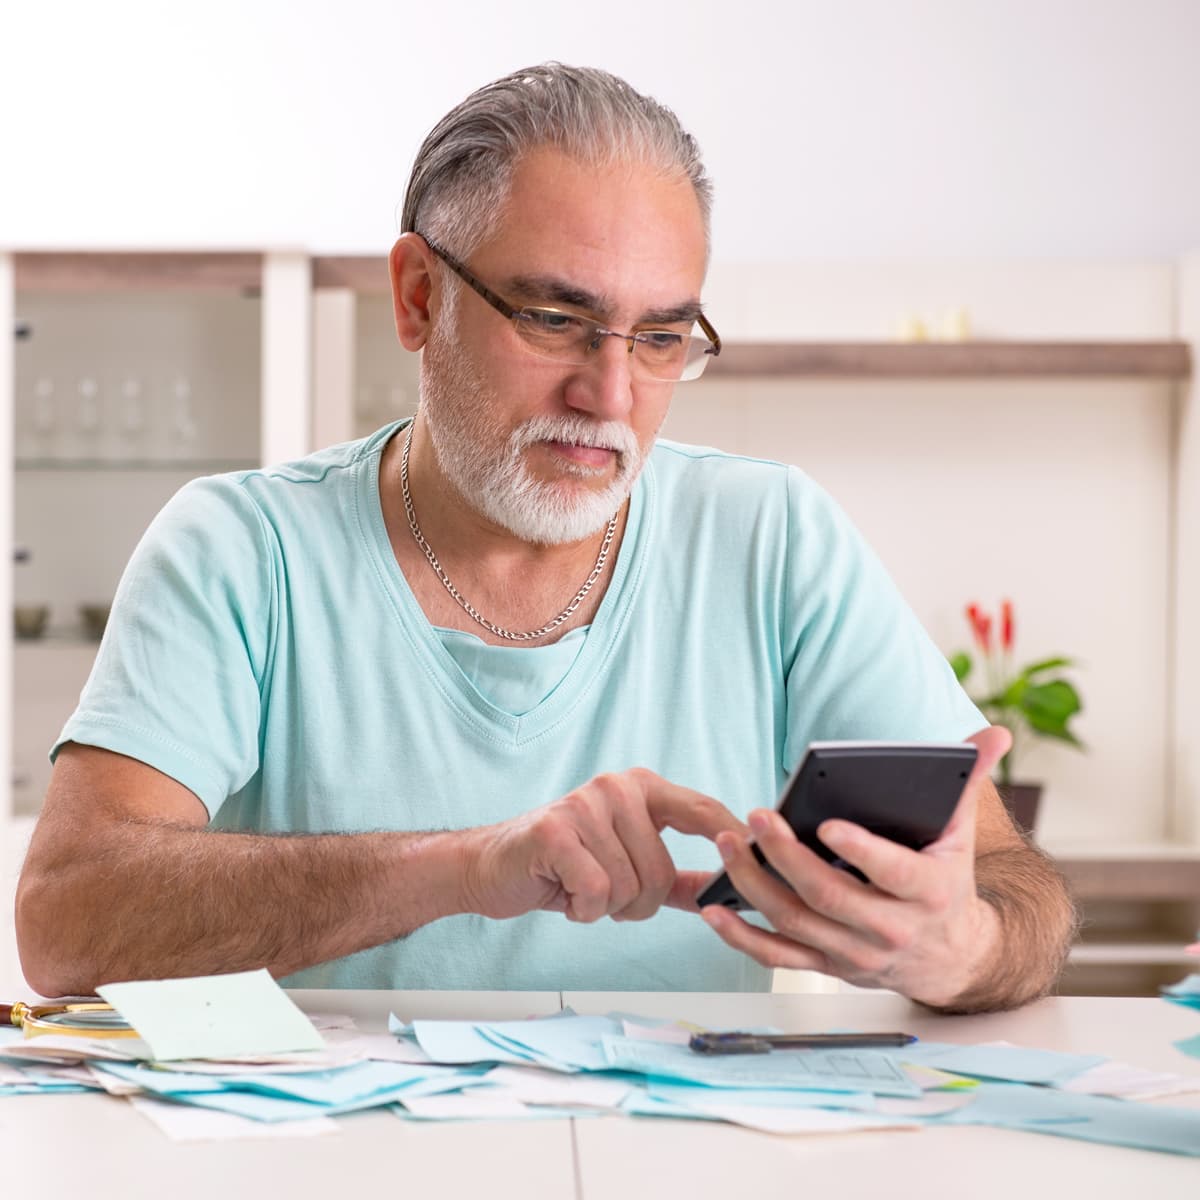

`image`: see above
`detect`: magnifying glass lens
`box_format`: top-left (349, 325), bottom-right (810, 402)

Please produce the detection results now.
top-left (37, 1009), bottom-right (133, 1033)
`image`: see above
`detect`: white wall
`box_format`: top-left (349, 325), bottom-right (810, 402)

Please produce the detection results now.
top-left (5, 0), bottom-right (1200, 260)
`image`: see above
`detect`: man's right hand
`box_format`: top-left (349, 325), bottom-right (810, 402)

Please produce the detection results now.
top-left (458, 768), bottom-right (747, 924)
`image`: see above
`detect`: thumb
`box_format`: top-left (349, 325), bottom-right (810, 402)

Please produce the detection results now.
top-left (934, 726), bottom-right (1011, 853)
top-left (664, 868), bottom-right (725, 913)
top-left (967, 724), bottom-right (1012, 781)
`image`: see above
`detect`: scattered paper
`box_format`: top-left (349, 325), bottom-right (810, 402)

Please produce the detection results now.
top-left (0, 1035), bottom-right (150, 1064)
top-left (130, 1094), bottom-right (337, 1141)
top-left (899, 1041), bottom-right (1105, 1087)
top-left (621, 1020), bottom-right (691, 1046)
top-left (98, 970), bottom-right (325, 1061)
top-left (682, 1103), bottom-right (920, 1136)
top-left (1061, 1058), bottom-right (1200, 1100)
top-left (481, 1065), bottom-right (632, 1109)
top-left (1174, 1034), bottom-right (1200, 1061)
top-left (480, 1016), bottom-right (617, 1071)
top-left (327, 1032), bottom-right (434, 1065)
top-left (1162, 975), bottom-right (1200, 1011)
top-left (646, 1079), bottom-right (876, 1112)
top-left (411, 1019), bottom-right (535, 1067)
top-left (876, 1092), bottom-right (976, 1117)
top-left (305, 1013), bottom-right (357, 1031)
top-left (601, 1036), bottom-right (920, 1098)
top-left (399, 1091), bottom-right (531, 1120)
top-left (940, 1081), bottom-right (1200, 1157)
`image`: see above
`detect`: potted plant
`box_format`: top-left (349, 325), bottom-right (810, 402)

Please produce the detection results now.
top-left (949, 600), bottom-right (1084, 834)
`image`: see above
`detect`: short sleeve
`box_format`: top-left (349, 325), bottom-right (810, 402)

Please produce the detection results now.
top-left (781, 466), bottom-right (984, 771)
top-left (52, 475), bottom-right (275, 820)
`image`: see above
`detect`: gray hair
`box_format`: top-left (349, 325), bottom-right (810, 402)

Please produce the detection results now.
top-left (401, 63), bottom-right (712, 260)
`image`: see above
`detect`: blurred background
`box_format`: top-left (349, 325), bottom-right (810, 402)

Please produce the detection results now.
top-left (2, 0), bottom-right (1199, 996)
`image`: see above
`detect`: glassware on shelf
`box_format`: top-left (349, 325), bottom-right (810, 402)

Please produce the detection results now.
top-left (79, 603), bottom-right (111, 642)
top-left (33, 377), bottom-right (56, 434)
top-left (120, 376), bottom-right (145, 436)
top-left (171, 376), bottom-right (198, 457)
top-left (13, 605), bottom-right (50, 640)
top-left (69, 376), bottom-right (102, 461)
top-left (76, 377), bottom-right (101, 433)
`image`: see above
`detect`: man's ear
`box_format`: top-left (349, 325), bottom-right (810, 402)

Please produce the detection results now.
top-left (389, 233), bottom-right (437, 350)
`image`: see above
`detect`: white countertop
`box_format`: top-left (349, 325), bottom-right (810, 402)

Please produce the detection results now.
top-left (2, 989), bottom-right (1198, 1199)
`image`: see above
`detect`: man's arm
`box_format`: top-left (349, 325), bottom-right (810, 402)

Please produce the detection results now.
top-left (698, 726), bottom-right (1079, 1013)
top-left (17, 744), bottom-right (744, 998)
top-left (15, 744), bottom-right (473, 996)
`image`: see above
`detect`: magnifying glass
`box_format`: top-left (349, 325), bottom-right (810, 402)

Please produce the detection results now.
top-left (1, 1000), bottom-right (138, 1039)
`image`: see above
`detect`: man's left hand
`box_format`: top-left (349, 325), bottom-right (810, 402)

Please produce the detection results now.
top-left (698, 726), bottom-right (1012, 1008)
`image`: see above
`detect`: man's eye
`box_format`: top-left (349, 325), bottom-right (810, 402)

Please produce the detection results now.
top-left (642, 331), bottom-right (684, 349)
top-left (524, 310), bottom-right (583, 336)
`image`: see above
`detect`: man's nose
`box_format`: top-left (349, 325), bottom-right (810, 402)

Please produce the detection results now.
top-left (564, 333), bottom-right (636, 419)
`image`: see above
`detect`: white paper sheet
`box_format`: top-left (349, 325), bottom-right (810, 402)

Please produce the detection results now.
top-left (399, 1091), bottom-right (531, 1119)
top-left (482, 1065), bottom-right (633, 1108)
top-left (129, 1095), bottom-right (338, 1141)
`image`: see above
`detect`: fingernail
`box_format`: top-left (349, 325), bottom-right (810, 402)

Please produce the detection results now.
top-left (749, 811), bottom-right (770, 835)
top-left (819, 821), bottom-right (849, 849)
top-left (718, 837), bottom-right (735, 863)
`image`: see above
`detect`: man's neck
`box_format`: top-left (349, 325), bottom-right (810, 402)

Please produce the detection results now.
top-left (378, 419), bottom-right (631, 644)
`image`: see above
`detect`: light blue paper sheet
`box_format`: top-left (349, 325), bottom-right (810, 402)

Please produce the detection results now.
top-left (479, 1015), bottom-right (619, 1072)
top-left (98, 1059), bottom-right (473, 1106)
top-left (600, 1036), bottom-right (919, 1098)
top-left (410, 1020), bottom-right (535, 1066)
top-left (646, 1079), bottom-right (877, 1111)
top-left (1173, 1034), bottom-right (1200, 1060)
top-left (1163, 974), bottom-right (1200, 1011)
top-left (161, 1069), bottom-right (481, 1123)
top-left (98, 970), bottom-right (324, 1061)
top-left (899, 1041), bottom-right (1105, 1086)
top-left (937, 1081), bottom-right (1200, 1156)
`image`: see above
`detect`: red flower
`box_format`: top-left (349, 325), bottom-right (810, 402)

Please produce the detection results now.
top-left (966, 602), bottom-right (992, 653)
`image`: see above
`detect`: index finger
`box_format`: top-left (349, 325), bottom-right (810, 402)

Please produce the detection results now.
top-left (640, 773), bottom-right (748, 840)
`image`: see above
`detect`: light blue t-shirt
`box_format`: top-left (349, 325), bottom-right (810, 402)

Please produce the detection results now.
top-left (54, 421), bottom-right (983, 991)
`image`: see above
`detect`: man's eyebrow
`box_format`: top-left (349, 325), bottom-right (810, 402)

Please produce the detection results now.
top-left (506, 273), bottom-right (704, 326)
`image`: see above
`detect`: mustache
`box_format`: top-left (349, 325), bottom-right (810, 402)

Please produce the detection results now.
top-left (509, 414), bottom-right (640, 459)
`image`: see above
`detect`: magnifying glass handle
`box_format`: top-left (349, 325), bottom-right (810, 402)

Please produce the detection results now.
top-left (0, 1003), bottom-right (16, 1026)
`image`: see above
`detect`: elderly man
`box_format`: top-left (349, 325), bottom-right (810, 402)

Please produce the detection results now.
top-left (16, 64), bottom-right (1074, 1011)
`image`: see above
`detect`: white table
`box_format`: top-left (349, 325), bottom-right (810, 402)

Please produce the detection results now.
top-left (2, 991), bottom-right (1198, 1199)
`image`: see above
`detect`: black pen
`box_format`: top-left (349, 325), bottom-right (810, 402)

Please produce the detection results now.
top-left (688, 1031), bottom-right (917, 1055)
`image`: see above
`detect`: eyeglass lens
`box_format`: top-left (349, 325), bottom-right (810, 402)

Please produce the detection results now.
top-left (512, 309), bottom-right (714, 381)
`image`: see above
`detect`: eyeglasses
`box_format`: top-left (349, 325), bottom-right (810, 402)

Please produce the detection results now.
top-left (419, 235), bottom-right (721, 383)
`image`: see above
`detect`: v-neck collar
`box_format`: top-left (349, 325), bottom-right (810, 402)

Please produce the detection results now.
top-left (355, 420), bottom-right (654, 743)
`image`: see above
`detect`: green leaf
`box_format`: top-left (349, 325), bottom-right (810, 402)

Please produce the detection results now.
top-left (949, 652), bottom-right (972, 683)
top-left (1022, 680), bottom-right (1082, 722)
top-left (1021, 680), bottom-right (1083, 747)
top-left (1021, 656), bottom-right (1076, 677)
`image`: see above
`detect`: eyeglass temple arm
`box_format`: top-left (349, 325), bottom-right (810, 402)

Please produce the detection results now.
top-left (698, 312), bottom-right (722, 355)
top-left (418, 235), bottom-right (521, 320)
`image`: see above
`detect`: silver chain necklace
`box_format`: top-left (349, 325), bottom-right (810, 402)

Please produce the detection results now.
top-left (399, 424), bottom-right (619, 642)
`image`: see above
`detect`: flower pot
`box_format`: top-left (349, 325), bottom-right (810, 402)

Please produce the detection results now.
top-left (996, 782), bottom-right (1042, 836)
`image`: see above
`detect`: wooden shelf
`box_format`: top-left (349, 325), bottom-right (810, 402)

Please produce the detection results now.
top-left (1050, 850), bottom-right (1200, 900)
top-left (313, 255), bottom-right (391, 293)
top-left (1069, 941), bottom-right (1198, 966)
top-left (706, 340), bottom-right (1192, 380)
top-left (14, 251), bottom-right (264, 292)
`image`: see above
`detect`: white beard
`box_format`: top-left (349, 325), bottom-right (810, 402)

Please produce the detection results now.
top-left (419, 335), bottom-right (647, 546)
